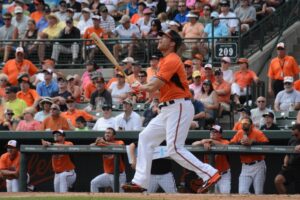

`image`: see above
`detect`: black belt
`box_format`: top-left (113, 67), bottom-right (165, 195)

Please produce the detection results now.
top-left (244, 160), bottom-right (262, 166)
top-left (221, 170), bottom-right (229, 175)
top-left (158, 98), bottom-right (190, 109)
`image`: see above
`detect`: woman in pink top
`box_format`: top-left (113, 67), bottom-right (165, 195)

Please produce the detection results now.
top-left (16, 107), bottom-right (41, 131)
top-left (81, 61), bottom-right (101, 90)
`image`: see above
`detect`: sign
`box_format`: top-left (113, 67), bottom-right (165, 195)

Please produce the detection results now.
top-left (215, 43), bottom-right (237, 58)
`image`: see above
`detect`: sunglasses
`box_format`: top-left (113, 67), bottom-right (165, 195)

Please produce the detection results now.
top-left (50, 107), bottom-right (59, 110)
top-left (4, 18), bottom-right (11, 21)
top-left (102, 107), bottom-right (111, 111)
top-left (138, 75), bottom-right (146, 78)
top-left (257, 100), bottom-right (265, 103)
top-left (284, 82), bottom-right (292, 85)
top-left (6, 113), bottom-right (14, 115)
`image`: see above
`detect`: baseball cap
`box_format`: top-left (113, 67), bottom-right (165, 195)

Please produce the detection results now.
top-left (81, 7), bottom-right (91, 13)
top-left (184, 60), bottom-right (193, 66)
top-left (4, 109), bottom-right (14, 115)
top-left (102, 104), bottom-right (112, 110)
top-left (59, 0), bottom-right (66, 5)
top-left (122, 57), bottom-right (135, 63)
top-left (39, 97), bottom-right (53, 106)
top-left (210, 11), bottom-right (219, 19)
top-left (168, 20), bottom-right (180, 27)
top-left (57, 76), bottom-right (67, 82)
top-left (119, 15), bottom-right (130, 23)
top-left (283, 76), bottom-right (293, 83)
top-left (92, 15), bottom-right (101, 20)
top-left (143, 8), bottom-right (152, 15)
top-left (66, 75), bottom-right (75, 81)
top-left (6, 140), bottom-right (17, 148)
top-left (14, 6), bottom-right (23, 14)
top-left (81, 0), bottom-right (90, 5)
top-left (219, 0), bottom-right (230, 6)
top-left (17, 73), bottom-right (30, 83)
top-left (5, 86), bottom-right (19, 94)
top-left (43, 4), bottom-right (51, 13)
top-left (237, 58), bottom-right (248, 64)
top-left (186, 12), bottom-right (198, 18)
top-left (3, 13), bottom-right (12, 20)
top-left (43, 68), bottom-right (53, 74)
top-left (150, 55), bottom-right (160, 60)
top-left (66, 96), bottom-right (75, 103)
top-left (123, 98), bottom-right (133, 106)
top-left (221, 57), bottom-right (231, 63)
top-left (158, 29), bottom-right (182, 50)
top-left (100, 6), bottom-right (108, 12)
top-left (210, 125), bottom-right (223, 134)
top-left (52, 129), bottom-right (65, 136)
top-left (67, 8), bottom-right (74, 13)
top-left (203, 79), bottom-right (212, 85)
top-left (277, 42), bottom-right (285, 49)
top-left (66, 17), bottom-right (73, 23)
top-left (204, 63), bottom-right (213, 69)
top-left (16, 47), bottom-right (24, 53)
top-left (90, 71), bottom-right (103, 80)
top-left (262, 112), bottom-right (274, 119)
top-left (214, 69), bottom-right (223, 76)
top-left (192, 70), bottom-right (201, 78)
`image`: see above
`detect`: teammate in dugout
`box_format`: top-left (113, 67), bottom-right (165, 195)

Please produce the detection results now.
top-left (122, 29), bottom-right (221, 193)
top-left (230, 116), bottom-right (269, 194)
top-left (41, 130), bottom-right (76, 192)
top-left (192, 125), bottom-right (231, 194)
top-left (90, 127), bottom-right (126, 192)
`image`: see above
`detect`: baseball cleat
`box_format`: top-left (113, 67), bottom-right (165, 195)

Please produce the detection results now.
top-left (122, 182), bottom-right (147, 193)
top-left (197, 172), bottom-right (221, 193)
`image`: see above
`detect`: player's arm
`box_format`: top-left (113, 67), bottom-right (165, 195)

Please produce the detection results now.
top-left (0, 169), bottom-right (19, 179)
top-left (140, 77), bottom-right (165, 93)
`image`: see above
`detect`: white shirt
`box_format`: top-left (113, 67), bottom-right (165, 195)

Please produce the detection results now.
top-left (100, 15), bottom-right (116, 32)
top-left (112, 24), bottom-right (141, 43)
top-left (34, 111), bottom-right (50, 122)
top-left (12, 15), bottom-right (30, 39)
top-left (115, 111), bottom-right (142, 131)
top-left (76, 18), bottom-right (93, 35)
top-left (219, 12), bottom-right (238, 29)
top-left (136, 17), bottom-right (153, 35)
top-left (275, 89), bottom-right (300, 111)
top-left (222, 69), bottom-right (234, 83)
top-left (93, 117), bottom-right (116, 131)
top-left (109, 82), bottom-right (131, 104)
top-left (251, 108), bottom-right (275, 129)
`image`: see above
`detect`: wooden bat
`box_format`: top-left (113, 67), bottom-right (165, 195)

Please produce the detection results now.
top-left (90, 33), bottom-right (127, 79)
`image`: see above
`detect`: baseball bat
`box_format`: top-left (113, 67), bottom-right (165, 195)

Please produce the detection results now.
top-left (90, 33), bottom-right (127, 79)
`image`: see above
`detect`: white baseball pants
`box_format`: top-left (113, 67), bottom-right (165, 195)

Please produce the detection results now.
top-left (54, 170), bottom-right (76, 192)
top-left (239, 160), bottom-right (266, 194)
top-left (148, 172), bottom-right (177, 193)
top-left (215, 170), bottom-right (231, 194)
top-left (132, 99), bottom-right (218, 189)
top-left (90, 172), bottom-right (126, 192)
top-left (6, 179), bottom-right (19, 192)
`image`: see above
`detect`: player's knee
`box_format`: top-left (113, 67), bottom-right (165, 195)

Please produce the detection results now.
top-left (274, 174), bottom-right (285, 185)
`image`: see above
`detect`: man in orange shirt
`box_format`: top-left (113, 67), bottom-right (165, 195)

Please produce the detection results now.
top-left (16, 73), bottom-right (39, 107)
top-left (90, 127), bottom-right (126, 192)
top-left (146, 55), bottom-right (159, 82)
top-left (41, 130), bottom-right (76, 192)
top-left (30, 0), bottom-right (45, 23)
top-left (41, 104), bottom-right (71, 131)
top-left (0, 140), bottom-right (21, 192)
top-left (2, 47), bottom-right (38, 86)
top-left (201, 64), bottom-right (216, 83)
top-left (230, 116), bottom-right (269, 194)
top-left (192, 125), bottom-right (231, 193)
top-left (268, 42), bottom-right (299, 97)
top-left (122, 29), bottom-right (220, 193)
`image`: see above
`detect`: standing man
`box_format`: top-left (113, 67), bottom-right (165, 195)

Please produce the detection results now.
top-left (122, 29), bottom-right (220, 193)
top-left (90, 127), bottom-right (126, 192)
top-left (230, 116), bottom-right (269, 194)
top-left (41, 130), bottom-right (76, 192)
top-left (268, 42), bottom-right (299, 97)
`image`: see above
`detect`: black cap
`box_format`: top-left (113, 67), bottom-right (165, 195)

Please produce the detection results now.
top-left (220, 0), bottom-right (230, 6)
top-left (150, 55), bottom-right (160, 60)
top-left (59, 0), bottom-right (66, 5)
top-left (214, 69), bottom-right (222, 75)
top-left (158, 29), bottom-right (182, 51)
top-left (203, 79), bottom-right (212, 85)
top-left (138, 2), bottom-right (146, 7)
top-left (102, 104), bottom-right (112, 110)
top-left (262, 112), bottom-right (274, 119)
top-left (43, 4), bottom-right (51, 13)
top-left (52, 129), bottom-right (65, 136)
top-left (99, 6), bottom-right (108, 12)
top-left (5, 86), bottom-right (19, 94)
top-left (237, 106), bottom-right (251, 116)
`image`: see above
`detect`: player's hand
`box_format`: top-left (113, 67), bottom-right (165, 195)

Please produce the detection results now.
top-left (41, 139), bottom-right (51, 147)
top-left (203, 142), bottom-right (211, 150)
top-left (96, 137), bottom-right (106, 145)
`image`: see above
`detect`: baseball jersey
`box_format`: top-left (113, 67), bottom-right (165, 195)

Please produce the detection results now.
top-left (52, 141), bottom-right (75, 173)
top-left (156, 53), bottom-right (192, 102)
top-left (0, 151), bottom-right (20, 172)
top-left (230, 128), bottom-right (269, 163)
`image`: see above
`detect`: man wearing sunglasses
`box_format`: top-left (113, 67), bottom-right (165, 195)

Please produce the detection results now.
top-left (41, 103), bottom-right (71, 130)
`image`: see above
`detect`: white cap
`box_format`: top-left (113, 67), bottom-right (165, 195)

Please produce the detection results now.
top-left (122, 57), bottom-right (135, 63)
top-left (7, 140), bottom-right (17, 148)
top-left (81, 0), bottom-right (90, 5)
top-left (92, 15), bottom-right (100, 20)
top-left (81, 7), bottom-right (91, 13)
top-left (277, 42), bottom-right (285, 49)
top-left (14, 6), bottom-right (23, 14)
top-left (16, 47), bottom-right (24, 53)
top-left (168, 20), bottom-right (180, 27)
top-left (221, 57), bottom-right (231, 63)
top-left (204, 63), bottom-right (213, 69)
top-left (211, 125), bottom-right (222, 133)
top-left (283, 76), bottom-right (293, 83)
top-left (186, 12), bottom-right (198, 18)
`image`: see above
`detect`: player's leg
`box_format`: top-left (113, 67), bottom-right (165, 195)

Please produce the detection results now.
top-left (147, 175), bottom-right (159, 193)
top-left (166, 101), bottom-right (218, 181)
top-left (158, 172), bottom-right (177, 193)
top-left (59, 170), bottom-right (76, 192)
top-left (216, 171), bottom-right (231, 194)
top-left (253, 161), bottom-right (266, 194)
top-left (54, 173), bottom-right (60, 192)
top-left (66, 171), bottom-right (77, 191)
top-left (109, 172), bottom-right (126, 192)
top-left (6, 179), bottom-right (12, 192)
top-left (238, 165), bottom-right (253, 194)
top-left (10, 179), bottom-right (19, 192)
top-left (90, 173), bottom-right (111, 192)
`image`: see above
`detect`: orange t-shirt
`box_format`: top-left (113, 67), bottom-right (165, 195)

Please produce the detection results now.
top-left (61, 109), bottom-right (94, 126)
top-left (213, 80), bottom-right (231, 103)
top-left (41, 116), bottom-right (71, 131)
top-left (0, 87), bottom-right (6, 98)
top-left (83, 27), bottom-right (104, 46)
top-left (268, 56), bottom-right (299, 80)
top-left (0, 151), bottom-right (20, 173)
top-left (101, 140), bottom-right (125, 174)
top-left (30, 11), bottom-right (43, 23)
top-left (232, 121), bottom-right (242, 131)
top-left (294, 79), bottom-right (300, 91)
top-left (234, 70), bottom-right (257, 88)
top-left (52, 141), bottom-right (75, 173)
top-left (201, 74), bottom-right (215, 83)
top-left (204, 139), bottom-right (230, 173)
top-left (106, 77), bottom-right (117, 88)
top-left (230, 128), bottom-right (269, 163)
top-left (3, 59), bottom-right (38, 86)
top-left (16, 89), bottom-right (39, 106)
top-left (156, 53), bottom-right (192, 102)
top-left (84, 82), bottom-right (96, 99)
top-left (131, 13), bottom-right (141, 24)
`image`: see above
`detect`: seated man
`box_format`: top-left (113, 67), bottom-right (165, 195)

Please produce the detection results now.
top-left (234, 0), bottom-right (256, 32)
top-left (260, 112), bottom-right (280, 130)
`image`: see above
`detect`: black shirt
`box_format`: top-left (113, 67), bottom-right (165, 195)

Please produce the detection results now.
top-left (90, 89), bottom-right (112, 109)
top-left (287, 137), bottom-right (300, 166)
top-left (51, 90), bottom-right (72, 112)
top-left (142, 107), bottom-right (158, 127)
top-left (260, 123), bottom-right (280, 130)
top-left (58, 26), bottom-right (81, 47)
top-left (67, 1), bottom-right (82, 12)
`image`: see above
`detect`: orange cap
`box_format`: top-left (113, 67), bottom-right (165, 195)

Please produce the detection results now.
top-left (184, 60), bottom-right (193, 66)
top-left (237, 58), bottom-right (248, 64)
top-left (194, 53), bottom-right (204, 61)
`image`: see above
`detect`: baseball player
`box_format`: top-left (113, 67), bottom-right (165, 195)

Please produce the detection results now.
top-left (192, 125), bottom-right (231, 193)
top-left (41, 130), bottom-right (76, 192)
top-left (90, 127), bottom-right (126, 192)
top-left (230, 116), bottom-right (269, 194)
top-left (0, 140), bottom-right (21, 192)
top-left (129, 142), bottom-right (177, 193)
top-left (122, 29), bottom-right (220, 193)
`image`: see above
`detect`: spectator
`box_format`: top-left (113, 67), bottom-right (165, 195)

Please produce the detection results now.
top-left (16, 107), bottom-right (41, 131)
top-left (90, 0), bottom-right (105, 14)
top-left (219, 0), bottom-right (238, 35)
top-left (166, 0), bottom-right (178, 20)
top-left (115, 98), bottom-right (142, 131)
top-left (174, 2), bottom-right (188, 25)
top-left (41, 104), bottom-right (71, 130)
top-left (137, 8), bottom-right (154, 37)
top-left (93, 104), bottom-right (116, 130)
top-left (184, 60), bottom-right (194, 84)
top-left (0, 73), bottom-right (9, 98)
top-left (0, 13), bottom-right (16, 65)
top-left (51, 17), bottom-right (80, 64)
top-left (274, 123), bottom-right (300, 194)
top-left (100, 0), bottom-right (119, 13)
top-left (66, 75), bottom-right (81, 103)
top-left (51, 77), bottom-right (72, 112)
top-left (128, 62), bottom-right (142, 84)
top-left (30, 0), bottom-right (45, 23)
top-left (84, 71), bottom-right (103, 101)
top-left (274, 76), bottom-right (300, 112)
top-left (203, 11), bottom-right (229, 42)
top-left (266, 0), bottom-right (284, 9)
top-left (74, 116), bottom-right (89, 131)
top-left (198, 4), bottom-right (212, 27)
top-left (82, 15), bottom-right (105, 62)
top-left (126, 0), bottom-right (138, 17)
top-left (112, 15), bottom-right (141, 62)
top-left (108, 72), bottom-right (131, 104)
top-left (230, 116), bottom-right (269, 194)
top-left (61, 96), bottom-right (96, 127)
top-left (0, 109), bottom-right (18, 131)
top-left (213, 69), bottom-right (231, 116)
top-left (66, 8), bottom-right (78, 26)
top-left (233, 106), bottom-right (252, 131)
top-left (220, 57), bottom-right (233, 83)
top-left (231, 58), bottom-right (259, 105)
top-left (99, 6), bottom-right (115, 37)
top-left (41, 130), bottom-right (76, 192)
top-left (12, 6), bottom-right (30, 41)
top-left (33, 59), bottom-right (58, 86)
top-left (36, 69), bottom-right (59, 97)
top-left (260, 112), bottom-right (280, 130)
top-left (132, 70), bottom-right (148, 103)
top-left (55, 0), bottom-right (68, 21)
top-left (142, 98), bottom-right (159, 127)
top-left (189, 70), bottom-right (202, 100)
top-left (190, 89), bottom-right (206, 130)
top-left (251, 96), bottom-right (275, 129)
top-left (67, 0), bottom-right (81, 13)
top-left (76, 8), bottom-right (93, 36)
top-left (34, 97), bottom-right (53, 122)
top-left (234, 0), bottom-right (256, 32)
top-left (90, 127), bottom-right (126, 192)
top-left (268, 42), bottom-right (299, 97)
top-left (81, 61), bottom-right (100, 90)
top-left (36, 4), bottom-right (51, 33)
top-left (16, 73), bottom-right (39, 107)
top-left (0, 140), bottom-right (21, 192)
top-left (192, 53), bottom-right (205, 72)
top-left (22, 19), bottom-right (38, 57)
top-left (2, 47), bottom-right (38, 86)
top-left (130, 2), bottom-right (147, 24)
top-left (167, 20), bottom-right (182, 34)
top-left (146, 18), bottom-right (161, 38)
top-left (201, 64), bottom-right (215, 83)
top-left (253, 0), bottom-right (272, 21)
top-left (146, 55), bottom-right (159, 82)
top-left (192, 125), bottom-right (231, 193)
top-left (6, 0), bottom-right (30, 16)
top-left (122, 57), bottom-right (136, 76)
top-left (198, 79), bottom-right (219, 119)
top-left (4, 86), bottom-right (27, 119)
